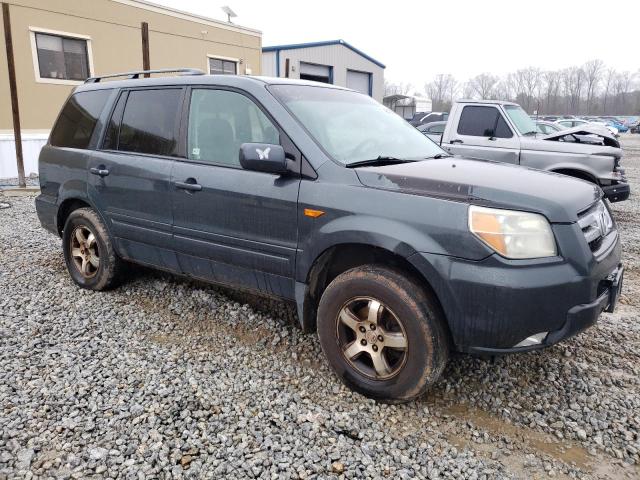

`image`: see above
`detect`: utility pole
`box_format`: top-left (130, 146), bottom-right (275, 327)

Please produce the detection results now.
top-left (141, 22), bottom-right (150, 77)
top-left (2, 2), bottom-right (26, 188)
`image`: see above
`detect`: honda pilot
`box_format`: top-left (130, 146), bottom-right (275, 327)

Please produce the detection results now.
top-left (36, 69), bottom-right (623, 402)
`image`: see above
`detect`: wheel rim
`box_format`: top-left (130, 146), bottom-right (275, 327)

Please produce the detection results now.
top-left (69, 225), bottom-right (100, 279)
top-left (335, 296), bottom-right (408, 380)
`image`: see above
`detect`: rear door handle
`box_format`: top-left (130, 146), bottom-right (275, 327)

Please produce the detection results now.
top-left (90, 167), bottom-right (110, 177)
top-left (450, 139), bottom-right (463, 144)
top-left (175, 180), bottom-right (202, 192)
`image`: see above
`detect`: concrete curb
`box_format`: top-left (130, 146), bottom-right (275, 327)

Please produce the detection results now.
top-left (0, 186), bottom-right (40, 196)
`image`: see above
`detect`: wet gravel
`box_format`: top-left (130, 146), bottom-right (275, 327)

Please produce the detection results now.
top-left (1, 136), bottom-right (639, 479)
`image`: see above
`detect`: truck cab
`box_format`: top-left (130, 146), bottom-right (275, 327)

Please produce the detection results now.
top-left (439, 100), bottom-right (630, 202)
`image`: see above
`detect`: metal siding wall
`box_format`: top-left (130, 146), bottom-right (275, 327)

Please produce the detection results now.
top-left (261, 50), bottom-right (276, 77)
top-left (275, 44), bottom-right (384, 102)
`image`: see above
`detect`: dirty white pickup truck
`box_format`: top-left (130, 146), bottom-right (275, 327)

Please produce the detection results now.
top-left (433, 100), bottom-right (629, 202)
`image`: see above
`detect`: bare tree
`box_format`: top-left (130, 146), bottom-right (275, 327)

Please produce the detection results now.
top-left (612, 71), bottom-right (634, 113)
top-left (583, 60), bottom-right (604, 114)
top-left (541, 70), bottom-right (561, 114)
top-left (494, 73), bottom-right (519, 102)
top-left (397, 61), bottom-right (637, 115)
top-left (601, 68), bottom-right (616, 114)
top-left (469, 73), bottom-right (499, 100)
top-left (561, 67), bottom-right (585, 114)
top-left (515, 67), bottom-right (541, 113)
top-left (384, 80), bottom-right (413, 97)
top-left (461, 81), bottom-right (475, 99)
top-left (426, 74), bottom-right (457, 111)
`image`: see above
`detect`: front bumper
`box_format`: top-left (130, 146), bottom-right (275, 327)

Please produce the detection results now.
top-left (602, 181), bottom-right (630, 202)
top-left (471, 263), bottom-right (623, 354)
top-left (408, 227), bottom-right (622, 354)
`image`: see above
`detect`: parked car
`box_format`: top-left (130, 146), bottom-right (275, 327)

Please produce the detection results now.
top-left (436, 100), bottom-right (629, 202)
top-left (416, 121), bottom-right (447, 143)
top-left (537, 121), bottom-right (619, 147)
top-left (409, 111), bottom-right (449, 127)
top-left (36, 70), bottom-right (624, 402)
top-left (606, 120), bottom-right (628, 133)
top-left (630, 120), bottom-right (640, 134)
top-left (588, 120), bottom-right (620, 136)
top-left (555, 119), bottom-right (618, 137)
top-left (535, 120), bottom-right (562, 135)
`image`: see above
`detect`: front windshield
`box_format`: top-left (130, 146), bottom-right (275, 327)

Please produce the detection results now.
top-left (504, 105), bottom-right (537, 135)
top-left (269, 85), bottom-right (445, 164)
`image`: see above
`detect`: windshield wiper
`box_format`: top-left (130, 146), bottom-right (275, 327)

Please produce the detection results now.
top-left (345, 156), bottom-right (416, 168)
top-left (523, 131), bottom-right (538, 136)
top-left (426, 153), bottom-right (452, 159)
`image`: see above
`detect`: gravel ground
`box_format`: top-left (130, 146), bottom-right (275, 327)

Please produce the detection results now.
top-left (1, 137), bottom-right (639, 479)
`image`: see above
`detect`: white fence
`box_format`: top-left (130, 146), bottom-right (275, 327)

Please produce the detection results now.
top-left (0, 133), bottom-right (48, 178)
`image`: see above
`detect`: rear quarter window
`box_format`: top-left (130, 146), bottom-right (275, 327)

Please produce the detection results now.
top-left (50, 90), bottom-right (111, 149)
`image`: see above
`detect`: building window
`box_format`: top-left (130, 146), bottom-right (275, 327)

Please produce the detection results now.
top-left (35, 33), bottom-right (89, 80)
top-left (30, 28), bottom-right (93, 84)
top-left (208, 57), bottom-right (237, 75)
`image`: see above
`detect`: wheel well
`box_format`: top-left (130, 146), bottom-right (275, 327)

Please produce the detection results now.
top-left (552, 168), bottom-right (597, 184)
top-left (56, 199), bottom-right (90, 236)
top-left (303, 243), bottom-right (444, 332)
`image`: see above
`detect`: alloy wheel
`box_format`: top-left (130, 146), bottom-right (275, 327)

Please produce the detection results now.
top-left (69, 225), bottom-right (100, 278)
top-left (336, 297), bottom-right (408, 380)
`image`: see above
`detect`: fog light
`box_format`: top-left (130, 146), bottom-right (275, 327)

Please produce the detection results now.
top-left (513, 332), bottom-right (548, 348)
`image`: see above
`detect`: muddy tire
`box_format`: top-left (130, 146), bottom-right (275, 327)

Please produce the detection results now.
top-left (62, 207), bottom-right (123, 291)
top-left (317, 265), bottom-right (449, 403)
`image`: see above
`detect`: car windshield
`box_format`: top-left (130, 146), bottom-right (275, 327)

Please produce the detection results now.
top-left (269, 85), bottom-right (445, 165)
top-left (504, 105), bottom-right (537, 135)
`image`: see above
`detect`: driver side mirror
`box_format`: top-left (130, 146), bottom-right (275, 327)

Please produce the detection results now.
top-left (239, 143), bottom-right (287, 174)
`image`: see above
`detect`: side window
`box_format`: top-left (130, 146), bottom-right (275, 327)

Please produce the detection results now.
top-left (494, 115), bottom-right (513, 138)
top-left (457, 106), bottom-right (499, 137)
top-left (187, 89), bottom-right (280, 166)
top-left (117, 89), bottom-right (182, 156)
top-left (457, 106), bottom-right (512, 138)
top-left (50, 90), bottom-right (111, 149)
top-left (102, 92), bottom-right (127, 150)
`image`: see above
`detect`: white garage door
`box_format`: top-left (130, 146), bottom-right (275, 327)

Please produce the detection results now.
top-left (347, 70), bottom-right (371, 96)
top-left (299, 62), bottom-right (331, 83)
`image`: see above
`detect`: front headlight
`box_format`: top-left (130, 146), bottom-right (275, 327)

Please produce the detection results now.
top-left (468, 206), bottom-right (557, 259)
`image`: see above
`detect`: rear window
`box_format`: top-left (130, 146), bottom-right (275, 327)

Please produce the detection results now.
top-left (50, 90), bottom-right (111, 149)
top-left (117, 89), bottom-right (182, 156)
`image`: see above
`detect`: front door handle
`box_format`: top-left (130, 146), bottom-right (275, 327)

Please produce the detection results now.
top-left (90, 166), bottom-right (110, 177)
top-left (175, 180), bottom-right (202, 192)
top-left (450, 139), bottom-right (463, 144)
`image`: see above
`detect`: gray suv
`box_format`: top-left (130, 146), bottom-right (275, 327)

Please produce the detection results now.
top-left (36, 69), bottom-right (623, 402)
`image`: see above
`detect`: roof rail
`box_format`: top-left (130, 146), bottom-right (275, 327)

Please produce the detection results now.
top-left (85, 68), bottom-right (205, 83)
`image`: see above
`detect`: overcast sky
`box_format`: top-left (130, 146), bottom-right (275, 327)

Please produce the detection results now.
top-left (154, 0), bottom-right (640, 92)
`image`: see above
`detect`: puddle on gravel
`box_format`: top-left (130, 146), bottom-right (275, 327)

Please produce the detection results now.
top-left (430, 400), bottom-right (638, 479)
top-left (440, 402), bottom-right (590, 469)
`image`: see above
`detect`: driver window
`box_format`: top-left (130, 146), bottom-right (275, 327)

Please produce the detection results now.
top-left (187, 89), bottom-right (280, 166)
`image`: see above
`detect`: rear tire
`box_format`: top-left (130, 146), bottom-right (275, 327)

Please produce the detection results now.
top-left (317, 265), bottom-right (449, 403)
top-left (62, 207), bottom-right (123, 291)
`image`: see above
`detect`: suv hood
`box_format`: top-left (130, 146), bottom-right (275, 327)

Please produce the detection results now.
top-left (355, 157), bottom-right (601, 223)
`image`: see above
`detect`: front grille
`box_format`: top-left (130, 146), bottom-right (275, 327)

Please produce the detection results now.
top-left (577, 200), bottom-right (614, 252)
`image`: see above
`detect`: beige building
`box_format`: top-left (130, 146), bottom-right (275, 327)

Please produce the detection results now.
top-left (0, 0), bottom-right (261, 178)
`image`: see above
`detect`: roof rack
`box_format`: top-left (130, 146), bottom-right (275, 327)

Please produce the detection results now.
top-left (85, 68), bottom-right (205, 83)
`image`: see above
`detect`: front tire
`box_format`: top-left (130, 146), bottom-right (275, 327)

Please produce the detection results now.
top-left (62, 207), bottom-right (122, 290)
top-left (317, 265), bottom-right (449, 403)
